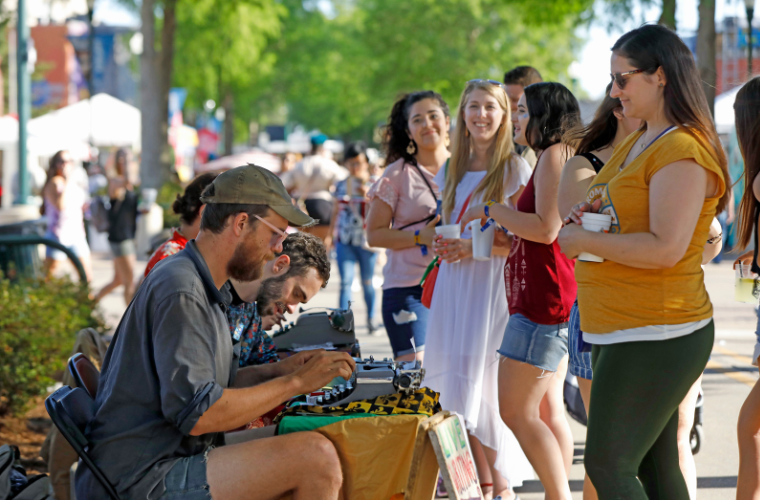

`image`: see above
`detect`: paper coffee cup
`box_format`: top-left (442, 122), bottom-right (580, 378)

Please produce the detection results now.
top-left (577, 213), bottom-right (612, 263)
top-left (468, 220), bottom-right (495, 261)
top-left (435, 224), bottom-right (461, 240)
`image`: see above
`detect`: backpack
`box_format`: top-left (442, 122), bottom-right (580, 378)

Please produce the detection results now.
top-left (0, 445), bottom-right (51, 500)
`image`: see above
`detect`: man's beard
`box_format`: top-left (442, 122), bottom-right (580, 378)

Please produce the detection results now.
top-left (257, 273), bottom-right (288, 319)
top-left (226, 232), bottom-right (272, 282)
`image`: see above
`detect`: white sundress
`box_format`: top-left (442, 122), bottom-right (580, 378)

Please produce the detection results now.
top-left (425, 157), bottom-right (534, 487)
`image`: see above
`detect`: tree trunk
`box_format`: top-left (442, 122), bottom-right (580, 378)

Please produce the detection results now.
top-left (159, 0), bottom-right (177, 177)
top-left (224, 90), bottom-right (234, 156)
top-left (139, 0), bottom-right (162, 189)
top-left (697, 0), bottom-right (717, 117)
top-left (659, 0), bottom-right (677, 30)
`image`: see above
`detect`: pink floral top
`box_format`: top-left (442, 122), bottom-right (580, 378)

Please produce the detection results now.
top-left (368, 158), bottom-right (441, 289)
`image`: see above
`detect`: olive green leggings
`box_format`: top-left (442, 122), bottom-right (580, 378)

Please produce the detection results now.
top-left (584, 320), bottom-right (714, 500)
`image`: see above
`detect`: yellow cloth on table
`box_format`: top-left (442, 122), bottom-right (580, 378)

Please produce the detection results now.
top-left (274, 387), bottom-right (441, 423)
top-left (280, 414), bottom-right (433, 500)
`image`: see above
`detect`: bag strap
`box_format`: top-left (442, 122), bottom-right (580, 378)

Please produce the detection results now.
top-left (395, 160), bottom-right (447, 231)
top-left (456, 191), bottom-right (475, 224)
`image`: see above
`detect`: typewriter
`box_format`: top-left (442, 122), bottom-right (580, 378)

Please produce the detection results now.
top-left (271, 305), bottom-right (360, 358)
top-left (294, 357), bottom-right (425, 407)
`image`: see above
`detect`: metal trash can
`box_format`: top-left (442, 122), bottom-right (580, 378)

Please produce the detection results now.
top-left (0, 218), bottom-right (46, 280)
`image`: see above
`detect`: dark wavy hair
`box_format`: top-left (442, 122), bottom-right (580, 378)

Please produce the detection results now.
top-left (523, 82), bottom-right (581, 152)
top-left (612, 24), bottom-right (729, 212)
top-left (172, 172), bottom-right (218, 225)
top-left (382, 91), bottom-right (450, 165)
top-left (280, 231), bottom-right (330, 287)
top-left (563, 83), bottom-right (621, 155)
top-left (735, 77), bottom-right (760, 249)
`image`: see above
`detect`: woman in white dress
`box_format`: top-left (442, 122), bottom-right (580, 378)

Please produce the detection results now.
top-left (426, 79), bottom-right (533, 500)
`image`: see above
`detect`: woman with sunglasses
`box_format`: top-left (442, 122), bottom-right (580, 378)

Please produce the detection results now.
top-left (426, 79), bottom-right (533, 499)
top-left (366, 91), bottom-right (450, 362)
top-left (42, 150), bottom-right (93, 281)
top-left (557, 25), bottom-right (728, 499)
top-left (731, 77), bottom-right (760, 500)
top-left (559, 84), bottom-right (721, 500)
top-left (460, 81), bottom-right (580, 500)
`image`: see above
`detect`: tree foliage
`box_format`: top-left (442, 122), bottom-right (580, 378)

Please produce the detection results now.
top-left (266, 0), bottom-right (592, 139)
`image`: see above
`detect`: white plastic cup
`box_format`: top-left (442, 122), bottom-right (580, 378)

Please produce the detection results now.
top-left (577, 213), bottom-right (612, 263)
top-left (735, 264), bottom-right (759, 303)
top-left (435, 224), bottom-right (461, 240)
top-left (141, 188), bottom-right (158, 209)
top-left (468, 220), bottom-right (495, 261)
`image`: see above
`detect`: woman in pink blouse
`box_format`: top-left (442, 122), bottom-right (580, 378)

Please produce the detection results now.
top-left (366, 91), bottom-right (450, 362)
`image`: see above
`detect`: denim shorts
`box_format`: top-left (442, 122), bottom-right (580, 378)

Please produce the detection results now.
top-left (568, 302), bottom-right (593, 380)
top-left (44, 231), bottom-right (91, 261)
top-left (159, 447), bottom-right (213, 499)
top-left (498, 313), bottom-right (569, 372)
top-left (381, 285), bottom-right (428, 357)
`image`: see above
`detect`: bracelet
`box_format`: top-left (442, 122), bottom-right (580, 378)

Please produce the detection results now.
top-left (484, 200), bottom-right (496, 218)
top-left (414, 230), bottom-right (428, 256)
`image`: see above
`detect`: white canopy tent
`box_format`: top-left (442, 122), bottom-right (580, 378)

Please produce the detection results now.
top-left (715, 84), bottom-right (744, 135)
top-left (28, 93), bottom-right (141, 151)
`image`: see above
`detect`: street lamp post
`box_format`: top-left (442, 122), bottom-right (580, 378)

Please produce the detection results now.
top-left (15, 0), bottom-right (31, 205)
top-left (746, 0), bottom-right (755, 80)
top-left (87, 0), bottom-right (96, 96)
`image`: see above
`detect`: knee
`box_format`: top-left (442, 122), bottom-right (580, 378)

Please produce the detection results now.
top-left (584, 440), bottom-right (632, 488)
top-left (499, 404), bottom-right (531, 430)
top-left (738, 405), bottom-right (760, 444)
top-left (302, 433), bottom-right (342, 485)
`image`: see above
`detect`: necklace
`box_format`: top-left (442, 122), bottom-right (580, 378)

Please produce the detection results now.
top-left (621, 125), bottom-right (676, 170)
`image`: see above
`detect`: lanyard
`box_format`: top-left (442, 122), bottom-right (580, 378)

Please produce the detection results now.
top-left (643, 125), bottom-right (675, 151)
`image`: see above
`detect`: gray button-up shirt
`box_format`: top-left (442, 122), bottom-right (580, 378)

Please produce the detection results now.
top-left (75, 240), bottom-right (237, 499)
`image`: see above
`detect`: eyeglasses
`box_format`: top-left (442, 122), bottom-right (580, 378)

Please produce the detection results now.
top-left (254, 215), bottom-right (288, 246)
top-left (468, 79), bottom-right (508, 91)
top-left (610, 69), bottom-right (647, 89)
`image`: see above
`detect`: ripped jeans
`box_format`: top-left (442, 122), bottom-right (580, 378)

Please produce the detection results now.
top-left (381, 285), bottom-right (428, 357)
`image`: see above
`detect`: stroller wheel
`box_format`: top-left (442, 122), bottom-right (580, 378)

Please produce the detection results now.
top-left (690, 424), bottom-right (703, 455)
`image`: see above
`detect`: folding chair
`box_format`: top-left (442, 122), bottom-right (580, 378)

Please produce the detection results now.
top-left (68, 353), bottom-right (100, 399)
top-left (45, 386), bottom-right (120, 500)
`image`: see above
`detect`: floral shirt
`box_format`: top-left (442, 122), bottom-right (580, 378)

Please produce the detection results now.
top-left (144, 229), bottom-right (188, 277)
top-left (227, 299), bottom-right (279, 367)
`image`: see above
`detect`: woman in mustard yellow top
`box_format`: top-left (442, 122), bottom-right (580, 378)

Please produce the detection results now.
top-left (557, 25), bottom-right (729, 500)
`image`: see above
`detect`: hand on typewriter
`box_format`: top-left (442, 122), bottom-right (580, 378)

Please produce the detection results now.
top-left (289, 351), bottom-right (356, 394)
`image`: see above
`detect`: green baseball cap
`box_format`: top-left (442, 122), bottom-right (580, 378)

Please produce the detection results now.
top-left (200, 164), bottom-right (315, 227)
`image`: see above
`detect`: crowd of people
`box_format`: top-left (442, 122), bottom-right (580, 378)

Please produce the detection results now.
top-left (40, 21), bottom-right (760, 500)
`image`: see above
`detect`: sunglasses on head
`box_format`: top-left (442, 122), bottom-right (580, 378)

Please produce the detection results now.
top-left (610, 68), bottom-right (650, 89)
top-left (468, 79), bottom-right (507, 91)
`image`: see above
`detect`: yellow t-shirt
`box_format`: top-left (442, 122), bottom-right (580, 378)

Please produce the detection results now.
top-left (575, 127), bottom-right (725, 335)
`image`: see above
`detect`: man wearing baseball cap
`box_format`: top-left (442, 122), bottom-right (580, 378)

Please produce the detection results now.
top-left (77, 165), bottom-right (354, 500)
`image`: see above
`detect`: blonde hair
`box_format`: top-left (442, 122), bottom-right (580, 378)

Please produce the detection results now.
top-left (443, 81), bottom-right (517, 222)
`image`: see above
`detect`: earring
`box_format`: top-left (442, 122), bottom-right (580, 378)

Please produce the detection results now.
top-left (659, 83), bottom-right (664, 87)
top-left (445, 134), bottom-right (451, 147)
top-left (465, 128), bottom-right (470, 138)
top-left (407, 141), bottom-right (417, 155)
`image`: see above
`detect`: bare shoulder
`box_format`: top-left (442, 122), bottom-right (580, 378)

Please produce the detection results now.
top-left (539, 143), bottom-right (574, 169)
top-left (562, 155), bottom-right (595, 175)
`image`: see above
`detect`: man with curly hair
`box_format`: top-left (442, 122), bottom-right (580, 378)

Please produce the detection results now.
top-left (228, 231), bottom-right (332, 367)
